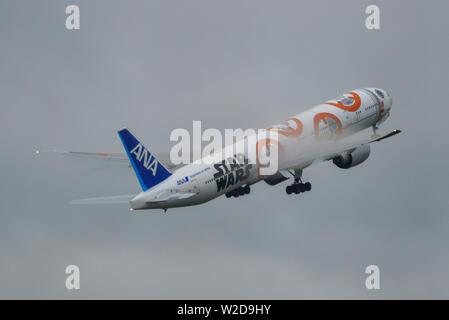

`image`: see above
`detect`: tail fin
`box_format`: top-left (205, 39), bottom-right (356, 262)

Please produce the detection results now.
top-left (118, 128), bottom-right (172, 191)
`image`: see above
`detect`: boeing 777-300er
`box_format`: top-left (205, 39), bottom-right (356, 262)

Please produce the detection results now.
top-left (46, 88), bottom-right (400, 212)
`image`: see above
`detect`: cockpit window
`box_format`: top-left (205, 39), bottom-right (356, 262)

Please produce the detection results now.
top-left (341, 98), bottom-right (355, 106)
top-left (375, 89), bottom-right (384, 99)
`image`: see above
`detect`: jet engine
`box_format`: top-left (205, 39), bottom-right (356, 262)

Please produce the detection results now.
top-left (333, 144), bottom-right (370, 169)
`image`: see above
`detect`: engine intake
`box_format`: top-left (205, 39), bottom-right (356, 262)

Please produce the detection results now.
top-left (333, 144), bottom-right (370, 169)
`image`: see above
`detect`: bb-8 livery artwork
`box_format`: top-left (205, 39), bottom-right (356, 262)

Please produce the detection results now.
top-left (269, 88), bottom-right (390, 144)
top-left (257, 88), bottom-right (392, 180)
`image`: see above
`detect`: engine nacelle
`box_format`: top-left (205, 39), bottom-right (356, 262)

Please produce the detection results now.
top-left (333, 144), bottom-right (370, 169)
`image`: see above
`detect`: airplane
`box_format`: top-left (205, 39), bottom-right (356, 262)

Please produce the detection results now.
top-left (46, 88), bottom-right (400, 212)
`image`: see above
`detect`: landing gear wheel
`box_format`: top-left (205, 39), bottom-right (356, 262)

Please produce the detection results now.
top-left (293, 185), bottom-right (300, 194)
top-left (304, 182), bottom-right (312, 191)
top-left (244, 185), bottom-right (250, 194)
top-left (285, 169), bottom-right (313, 195)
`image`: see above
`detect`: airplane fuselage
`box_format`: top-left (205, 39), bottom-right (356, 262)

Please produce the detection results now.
top-left (130, 88), bottom-right (393, 210)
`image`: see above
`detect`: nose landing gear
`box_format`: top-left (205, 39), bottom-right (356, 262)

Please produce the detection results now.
top-left (372, 125), bottom-right (380, 138)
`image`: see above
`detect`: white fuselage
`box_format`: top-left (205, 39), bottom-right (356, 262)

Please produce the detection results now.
top-left (130, 88), bottom-right (392, 210)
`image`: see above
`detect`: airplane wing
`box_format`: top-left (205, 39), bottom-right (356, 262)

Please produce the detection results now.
top-left (38, 150), bottom-right (184, 171)
top-left (321, 129), bottom-right (401, 161)
top-left (279, 129), bottom-right (401, 170)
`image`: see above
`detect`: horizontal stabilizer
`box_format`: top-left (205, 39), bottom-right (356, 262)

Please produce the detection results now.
top-left (69, 194), bottom-right (135, 205)
top-left (54, 151), bottom-right (129, 162)
top-left (36, 150), bottom-right (183, 170)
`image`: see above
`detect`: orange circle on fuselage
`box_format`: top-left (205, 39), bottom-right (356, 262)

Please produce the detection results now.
top-left (313, 112), bottom-right (343, 137)
top-left (324, 92), bottom-right (361, 112)
top-left (268, 117), bottom-right (303, 138)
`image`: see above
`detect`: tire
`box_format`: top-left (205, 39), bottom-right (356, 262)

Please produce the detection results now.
top-left (245, 186), bottom-right (250, 194)
top-left (293, 185), bottom-right (300, 194)
top-left (304, 182), bottom-right (312, 191)
top-left (299, 183), bottom-right (306, 193)
top-left (286, 186), bottom-right (292, 194)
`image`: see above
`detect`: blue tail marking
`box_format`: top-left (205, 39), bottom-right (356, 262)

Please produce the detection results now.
top-left (118, 128), bottom-right (172, 191)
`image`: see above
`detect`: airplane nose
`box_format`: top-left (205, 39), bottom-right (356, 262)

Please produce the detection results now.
top-left (385, 91), bottom-right (392, 113)
top-left (368, 88), bottom-right (392, 112)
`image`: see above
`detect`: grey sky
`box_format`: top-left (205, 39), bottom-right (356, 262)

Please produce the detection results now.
top-left (1, 0), bottom-right (448, 298)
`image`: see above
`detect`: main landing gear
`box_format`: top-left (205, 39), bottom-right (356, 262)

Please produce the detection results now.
top-left (286, 181), bottom-right (311, 194)
top-left (226, 185), bottom-right (250, 198)
top-left (286, 169), bottom-right (312, 195)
